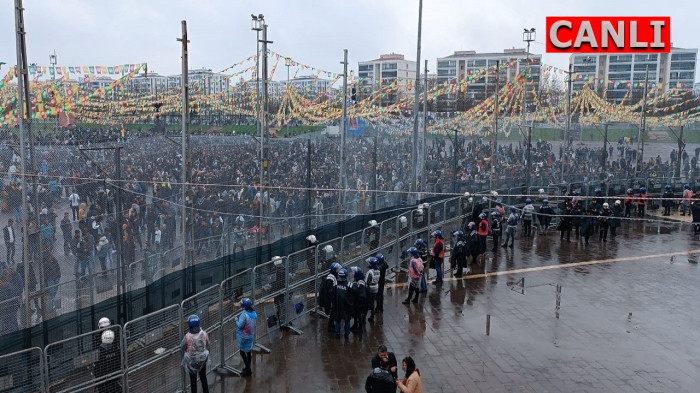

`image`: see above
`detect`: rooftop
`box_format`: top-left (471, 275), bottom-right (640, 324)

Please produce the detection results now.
top-left (440, 48), bottom-right (537, 59)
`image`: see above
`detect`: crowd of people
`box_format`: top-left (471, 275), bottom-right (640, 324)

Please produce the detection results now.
top-left (0, 123), bottom-right (698, 335)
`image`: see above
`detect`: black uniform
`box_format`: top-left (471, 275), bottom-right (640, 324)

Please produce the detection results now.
top-left (450, 239), bottom-right (467, 277)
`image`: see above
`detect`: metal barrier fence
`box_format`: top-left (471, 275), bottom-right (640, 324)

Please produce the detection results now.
top-left (0, 194), bottom-right (500, 392)
top-left (45, 326), bottom-right (124, 393)
top-left (0, 347), bottom-right (43, 393)
top-left (216, 268), bottom-right (253, 375)
top-left (123, 304), bottom-right (181, 393)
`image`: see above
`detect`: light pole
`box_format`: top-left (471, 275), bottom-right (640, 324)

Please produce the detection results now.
top-left (251, 14), bottom-right (264, 249)
top-left (285, 57), bottom-right (291, 137)
top-left (411, 0), bottom-right (423, 202)
top-left (521, 28), bottom-right (535, 133)
top-left (50, 50), bottom-right (57, 132)
top-left (251, 14), bottom-right (263, 134)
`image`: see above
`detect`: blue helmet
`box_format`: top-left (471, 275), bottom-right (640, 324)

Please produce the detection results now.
top-left (407, 247), bottom-right (419, 257)
top-left (510, 206), bottom-right (517, 213)
top-left (665, 184), bottom-right (672, 190)
top-left (367, 257), bottom-right (378, 268)
top-left (640, 186), bottom-right (647, 193)
top-left (525, 198), bottom-right (532, 204)
top-left (338, 268), bottom-right (348, 281)
top-left (375, 253), bottom-right (385, 264)
top-left (330, 262), bottom-right (341, 274)
top-left (188, 315), bottom-right (200, 329)
top-left (453, 230), bottom-right (464, 239)
top-left (685, 184), bottom-right (691, 190)
top-left (432, 230), bottom-right (443, 239)
top-left (542, 199), bottom-right (549, 205)
top-left (595, 188), bottom-right (602, 195)
top-left (572, 190), bottom-right (580, 196)
top-left (414, 238), bottom-right (425, 247)
top-left (354, 268), bottom-right (364, 281)
top-left (241, 298), bottom-right (253, 309)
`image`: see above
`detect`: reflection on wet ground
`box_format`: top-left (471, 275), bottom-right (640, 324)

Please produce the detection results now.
top-left (207, 221), bottom-right (700, 392)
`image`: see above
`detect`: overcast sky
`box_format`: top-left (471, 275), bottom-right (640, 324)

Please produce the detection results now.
top-left (1, 0), bottom-right (698, 81)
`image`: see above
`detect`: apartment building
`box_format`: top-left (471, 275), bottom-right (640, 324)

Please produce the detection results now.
top-left (435, 48), bottom-right (541, 110)
top-left (357, 53), bottom-right (417, 104)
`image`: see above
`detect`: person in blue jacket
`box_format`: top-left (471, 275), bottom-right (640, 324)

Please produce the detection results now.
top-left (236, 298), bottom-right (257, 377)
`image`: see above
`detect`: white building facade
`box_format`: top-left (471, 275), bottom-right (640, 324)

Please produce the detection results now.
top-left (568, 47), bottom-right (698, 103)
top-left (358, 53), bottom-right (417, 104)
top-left (435, 48), bottom-right (542, 110)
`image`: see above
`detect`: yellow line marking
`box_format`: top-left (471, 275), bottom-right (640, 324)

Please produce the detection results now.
top-left (386, 249), bottom-right (700, 288)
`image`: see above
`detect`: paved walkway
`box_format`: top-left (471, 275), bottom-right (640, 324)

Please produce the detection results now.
top-left (203, 220), bottom-right (700, 392)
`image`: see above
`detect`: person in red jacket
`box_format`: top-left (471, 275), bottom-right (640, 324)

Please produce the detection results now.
top-left (430, 230), bottom-right (445, 285)
top-left (477, 213), bottom-right (489, 264)
top-left (637, 187), bottom-right (647, 218)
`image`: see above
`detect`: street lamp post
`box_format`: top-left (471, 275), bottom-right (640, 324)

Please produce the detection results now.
top-left (522, 27), bottom-right (535, 188)
top-left (285, 57), bottom-right (291, 137)
top-left (251, 14), bottom-right (265, 249)
top-left (521, 28), bottom-right (535, 131)
top-left (50, 50), bottom-right (57, 132)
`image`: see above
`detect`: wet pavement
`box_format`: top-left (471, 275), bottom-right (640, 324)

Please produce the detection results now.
top-left (206, 219), bottom-right (700, 392)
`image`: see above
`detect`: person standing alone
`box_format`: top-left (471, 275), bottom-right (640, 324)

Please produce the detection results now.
top-left (69, 190), bottom-right (80, 221)
top-left (3, 219), bottom-right (15, 265)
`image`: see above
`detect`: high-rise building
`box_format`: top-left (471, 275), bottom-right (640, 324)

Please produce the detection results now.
top-left (435, 48), bottom-right (541, 111)
top-left (358, 53), bottom-right (417, 105)
top-left (568, 47), bottom-right (698, 103)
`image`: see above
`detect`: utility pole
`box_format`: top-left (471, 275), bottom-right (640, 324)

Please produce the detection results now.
top-left (636, 65), bottom-right (649, 176)
top-left (601, 123), bottom-right (609, 176)
top-left (306, 139), bottom-right (312, 233)
top-left (259, 22), bottom-right (272, 252)
top-left (371, 135), bottom-right (377, 212)
top-left (453, 128), bottom-right (458, 193)
top-left (15, 0), bottom-right (34, 332)
top-left (411, 0), bottom-right (423, 201)
top-left (422, 59), bottom-right (428, 195)
top-left (491, 60), bottom-right (500, 192)
top-left (562, 63), bottom-right (574, 182)
top-left (525, 125), bottom-right (532, 188)
top-left (177, 21), bottom-right (190, 266)
top-left (340, 49), bottom-right (348, 214)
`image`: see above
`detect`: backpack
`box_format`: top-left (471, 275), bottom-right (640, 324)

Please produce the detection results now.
top-left (186, 331), bottom-right (209, 370)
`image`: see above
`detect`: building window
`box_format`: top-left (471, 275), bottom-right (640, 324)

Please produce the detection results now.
top-left (359, 64), bottom-right (372, 72)
top-left (609, 55), bottom-right (633, 63)
top-left (633, 63), bottom-right (657, 71)
top-left (671, 53), bottom-right (696, 61)
top-left (381, 63), bottom-right (398, 70)
top-left (381, 71), bottom-right (397, 78)
top-left (670, 61), bottom-right (695, 70)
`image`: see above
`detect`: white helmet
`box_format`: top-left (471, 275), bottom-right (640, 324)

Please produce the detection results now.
top-left (98, 317), bottom-right (111, 329)
top-left (468, 197), bottom-right (473, 203)
top-left (399, 216), bottom-right (407, 224)
top-left (491, 191), bottom-right (499, 197)
top-left (323, 245), bottom-right (334, 253)
top-left (615, 200), bottom-right (621, 206)
top-left (416, 208), bottom-right (424, 216)
top-left (539, 188), bottom-right (545, 195)
top-left (306, 235), bottom-right (317, 244)
top-left (101, 330), bottom-right (115, 345)
top-left (602, 203), bottom-right (610, 209)
top-left (368, 220), bottom-right (378, 227)
top-left (464, 192), bottom-right (471, 198)
top-left (272, 256), bottom-right (283, 266)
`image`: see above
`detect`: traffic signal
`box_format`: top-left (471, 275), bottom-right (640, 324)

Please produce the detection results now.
top-left (351, 86), bottom-right (357, 102)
